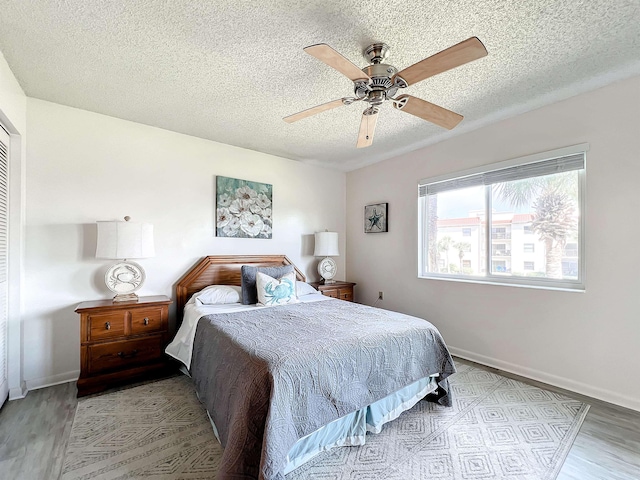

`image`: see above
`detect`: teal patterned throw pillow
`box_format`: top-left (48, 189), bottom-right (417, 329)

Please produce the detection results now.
top-left (256, 271), bottom-right (299, 306)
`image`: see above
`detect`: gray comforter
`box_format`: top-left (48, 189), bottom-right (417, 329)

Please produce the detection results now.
top-left (191, 299), bottom-right (455, 480)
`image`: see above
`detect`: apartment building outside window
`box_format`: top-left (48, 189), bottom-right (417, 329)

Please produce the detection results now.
top-left (418, 145), bottom-right (586, 290)
top-left (564, 242), bottom-right (578, 257)
top-left (492, 227), bottom-right (509, 239)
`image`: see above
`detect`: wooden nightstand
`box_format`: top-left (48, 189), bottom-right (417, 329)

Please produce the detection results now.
top-left (309, 281), bottom-right (356, 302)
top-left (76, 295), bottom-right (173, 397)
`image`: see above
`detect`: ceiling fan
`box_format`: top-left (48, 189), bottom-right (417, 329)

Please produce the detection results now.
top-left (284, 37), bottom-right (488, 148)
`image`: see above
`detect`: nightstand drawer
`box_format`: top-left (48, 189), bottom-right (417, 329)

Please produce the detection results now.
top-left (131, 307), bottom-right (164, 334)
top-left (321, 288), bottom-right (339, 298)
top-left (88, 312), bottom-right (126, 341)
top-left (310, 281), bottom-right (356, 303)
top-left (338, 289), bottom-right (353, 301)
top-left (87, 336), bottom-right (163, 374)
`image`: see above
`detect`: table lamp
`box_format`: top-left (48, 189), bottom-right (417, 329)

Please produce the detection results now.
top-left (96, 216), bottom-right (154, 302)
top-left (314, 231), bottom-right (339, 284)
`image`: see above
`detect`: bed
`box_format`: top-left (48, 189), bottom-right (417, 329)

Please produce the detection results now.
top-left (166, 255), bottom-right (456, 480)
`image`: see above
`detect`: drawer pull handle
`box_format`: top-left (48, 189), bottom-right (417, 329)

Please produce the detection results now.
top-left (143, 317), bottom-right (149, 325)
top-left (105, 322), bottom-right (111, 330)
top-left (117, 350), bottom-right (138, 359)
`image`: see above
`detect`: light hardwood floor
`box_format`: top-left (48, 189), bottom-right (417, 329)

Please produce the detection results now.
top-left (455, 359), bottom-right (640, 480)
top-left (1, 359), bottom-right (639, 480)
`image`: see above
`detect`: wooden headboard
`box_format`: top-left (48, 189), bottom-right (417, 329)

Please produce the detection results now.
top-left (175, 255), bottom-right (306, 323)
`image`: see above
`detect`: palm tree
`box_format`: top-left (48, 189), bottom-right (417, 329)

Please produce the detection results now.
top-left (438, 236), bottom-right (454, 272)
top-left (427, 195), bottom-right (438, 272)
top-left (494, 172), bottom-right (577, 279)
top-left (453, 241), bottom-right (471, 273)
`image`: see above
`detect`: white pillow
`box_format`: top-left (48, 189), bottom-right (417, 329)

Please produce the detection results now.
top-left (192, 285), bottom-right (242, 305)
top-left (256, 271), bottom-right (299, 306)
top-left (296, 281), bottom-right (318, 297)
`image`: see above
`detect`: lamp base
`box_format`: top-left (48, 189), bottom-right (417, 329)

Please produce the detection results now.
top-left (112, 293), bottom-right (139, 303)
top-left (317, 257), bottom-right (338, 284)
top-left (105, 261), bottom-right (146, 303)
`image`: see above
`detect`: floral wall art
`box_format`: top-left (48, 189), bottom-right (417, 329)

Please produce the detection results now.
top-left (216, 176), bottom-right (273, 238)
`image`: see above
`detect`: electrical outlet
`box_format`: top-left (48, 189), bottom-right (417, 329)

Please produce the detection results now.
top-left (378, 291), bottom-right (383, 300)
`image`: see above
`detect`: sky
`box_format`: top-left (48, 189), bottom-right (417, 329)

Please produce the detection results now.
top-left (438, 186), bottom-right (531, 218)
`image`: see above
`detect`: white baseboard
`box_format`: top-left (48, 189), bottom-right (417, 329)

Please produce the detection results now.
top-left (9, 381), bottom-right (27, 400)
top-left (25, 370), bottom-right (80, 392)
top-left (10, 352), bottom-right (640, 412)
top-left (449, 346), bottom-right (640, 412)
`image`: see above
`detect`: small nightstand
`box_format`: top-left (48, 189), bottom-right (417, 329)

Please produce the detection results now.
top-left (309, 281), bottom-right (356, 302)
top-left (76, 295), bottom-right (173, 397)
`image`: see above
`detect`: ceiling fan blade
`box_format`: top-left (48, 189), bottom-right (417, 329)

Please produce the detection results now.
top-left (283, 98), bottom-right (346, 123)
top-left (356, 109), bottom-right (379, 148)
top-left (393, 94), bottom-right (463, 130)
top-left (393, 37), bottom-right (487, 87)
top-left (304, 44), bottom-right (371, 82)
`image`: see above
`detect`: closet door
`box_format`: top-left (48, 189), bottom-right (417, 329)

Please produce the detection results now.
top-left (0, 125), bottom-right (8, 405)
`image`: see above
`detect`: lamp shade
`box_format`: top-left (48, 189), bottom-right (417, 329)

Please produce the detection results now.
top-left (96, 220), bottom-right (155, 259)
top-left (314, 231), bottom-right (339, 257)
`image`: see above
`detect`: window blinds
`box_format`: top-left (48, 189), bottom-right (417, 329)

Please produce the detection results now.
top-left (419, 152), bottom-right (585, 196)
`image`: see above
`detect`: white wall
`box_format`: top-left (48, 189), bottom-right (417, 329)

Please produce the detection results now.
top-left (0, 51), bottom-right (27, 399)
top-left (24, 98), bottom-right (346, 389)
top-left (346, 75), bottom-right (640, 411)
top-left (0, 52), bottom-right (26, 131)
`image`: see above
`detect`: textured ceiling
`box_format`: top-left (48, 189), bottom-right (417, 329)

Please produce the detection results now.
top-left (0, 1), bottom-right (639, 171)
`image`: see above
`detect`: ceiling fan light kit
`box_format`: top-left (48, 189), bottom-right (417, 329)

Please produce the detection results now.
top-left (284, 37), bottom-right (488, 148)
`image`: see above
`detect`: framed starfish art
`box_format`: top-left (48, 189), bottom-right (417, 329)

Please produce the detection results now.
top-left (364, 203), bottom-right (388, 233)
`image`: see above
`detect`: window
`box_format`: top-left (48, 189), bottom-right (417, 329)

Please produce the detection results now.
top-left (562, 260), bottom-right (578, 277)
top-left (491, 227), bottom-right (509, 239)
top-left (418, 145), bottom-right (586, 290)
top-left (564, 242), bottom-right (578, 257)
top-left (492, 260), bottom-right (508, 273)
top-left (492, 244), bottom-right (509, 256)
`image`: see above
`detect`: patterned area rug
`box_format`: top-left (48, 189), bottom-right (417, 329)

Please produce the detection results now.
top-left (62, 364), bottom-right (589, 479)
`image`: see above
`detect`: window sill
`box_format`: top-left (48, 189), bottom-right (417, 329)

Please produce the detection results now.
top-left (418, 274), bottom-right (585, 293)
